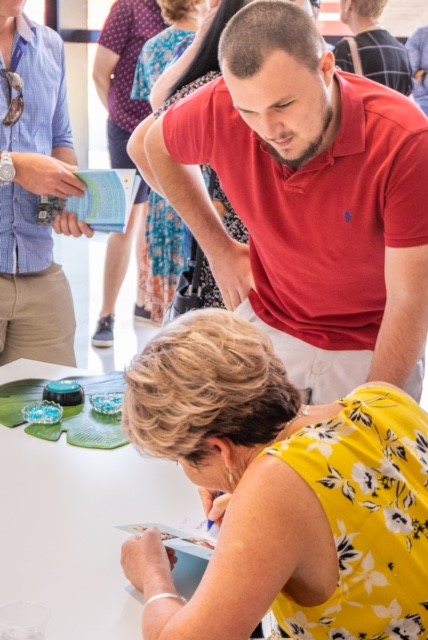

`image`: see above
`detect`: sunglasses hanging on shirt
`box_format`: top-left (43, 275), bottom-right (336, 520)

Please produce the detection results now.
top-left (1, 69), bottom-right (24, 126)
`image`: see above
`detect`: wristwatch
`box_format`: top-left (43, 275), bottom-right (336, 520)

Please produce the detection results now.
top-left (0, 152), bottom-right (16, 185)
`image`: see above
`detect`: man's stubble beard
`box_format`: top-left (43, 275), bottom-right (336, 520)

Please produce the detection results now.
top-left (266, 102), bottom-right (334, 170)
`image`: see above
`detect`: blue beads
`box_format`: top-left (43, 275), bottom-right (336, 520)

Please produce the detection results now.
top-left (22, 401), bottom-right (63, 425)
top-left (89, 393), bottom-right (124, 415)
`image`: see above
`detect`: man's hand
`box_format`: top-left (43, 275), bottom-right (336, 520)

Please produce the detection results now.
top-left (209, 241), bottom-right (255, 310)
top-left (12, 153), bottom-right (86, 197)
top-left (53, 212), bottom-right (95, 238)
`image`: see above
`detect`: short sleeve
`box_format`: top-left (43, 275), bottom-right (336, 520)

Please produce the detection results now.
top-left (384, 130), bottom-right (428, 247)
top-left (98, 0), bottom-right (133, 56)
top-left (163, 80), bottom-right (221, 166)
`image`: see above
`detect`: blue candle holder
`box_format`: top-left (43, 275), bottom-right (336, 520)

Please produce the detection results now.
top-left (42, 379), bottom-right (84, 406)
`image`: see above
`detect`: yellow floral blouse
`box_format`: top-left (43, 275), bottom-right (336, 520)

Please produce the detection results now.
top-left (262, 385), bottom-right (428, 639)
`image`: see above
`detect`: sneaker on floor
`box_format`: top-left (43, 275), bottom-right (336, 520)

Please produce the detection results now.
top-left (91, 315), bottom-right (114, 348)
top-left (133, 303), bottom-right (152, 323)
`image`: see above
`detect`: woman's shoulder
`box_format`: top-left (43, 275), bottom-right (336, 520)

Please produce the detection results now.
top-left (345, 382), bottom-right (411, 400)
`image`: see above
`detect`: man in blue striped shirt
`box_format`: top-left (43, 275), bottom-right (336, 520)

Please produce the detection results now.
top-left (0, 0), bottom-right (91, 367)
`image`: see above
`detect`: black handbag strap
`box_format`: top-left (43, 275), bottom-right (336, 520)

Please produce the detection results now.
top-left (189, 170), bottom-right (216, 295)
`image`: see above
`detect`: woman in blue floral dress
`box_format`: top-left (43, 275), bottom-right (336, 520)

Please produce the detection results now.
top-left (131, 0), bottom-right (205, 322)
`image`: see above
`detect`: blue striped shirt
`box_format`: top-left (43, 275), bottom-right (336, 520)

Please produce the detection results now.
top-left (405, 26), bottom-right (428, 116)
top-left (0, 15), bottom-right (74, 274)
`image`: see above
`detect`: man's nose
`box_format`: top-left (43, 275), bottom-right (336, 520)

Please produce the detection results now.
top-left (260, 112), bottom-right (283, 139)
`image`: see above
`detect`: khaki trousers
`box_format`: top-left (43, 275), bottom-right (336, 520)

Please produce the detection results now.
top-left (0, 263), bottom-right (76, 367)
top-left (234, 298), bottom-right (424, 405)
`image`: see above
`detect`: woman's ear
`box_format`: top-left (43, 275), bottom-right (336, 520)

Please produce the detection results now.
top-left (206, 437), bottom-right (234, 468)
top-left (343, 0), bottom-right (353, 17)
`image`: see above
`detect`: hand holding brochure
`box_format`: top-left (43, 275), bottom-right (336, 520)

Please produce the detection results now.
top-left (36, 169), bottom-right (141, 233)
top-left (117, 520), bottom-right (220, 561)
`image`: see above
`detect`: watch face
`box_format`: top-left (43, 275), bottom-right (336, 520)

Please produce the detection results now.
top-left (0, 165), bottom-right (15, 182)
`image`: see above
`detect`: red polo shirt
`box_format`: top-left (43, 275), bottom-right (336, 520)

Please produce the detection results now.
top-left (163, 72), bottom-right (428, 350)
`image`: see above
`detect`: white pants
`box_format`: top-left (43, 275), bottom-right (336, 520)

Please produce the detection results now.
top-left (234, 298), bottom-right (424, 404)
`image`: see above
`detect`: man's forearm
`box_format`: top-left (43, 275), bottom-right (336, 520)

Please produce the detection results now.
top-left (52, 146), bottom-right (78, 165)
top-left (143, 115), bottom-right (255, 309)
top-left (368, 301), bottom-right (428, 387)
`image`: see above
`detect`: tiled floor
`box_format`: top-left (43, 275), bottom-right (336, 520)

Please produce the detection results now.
top-left (54, 232), bottom-right (161, 375)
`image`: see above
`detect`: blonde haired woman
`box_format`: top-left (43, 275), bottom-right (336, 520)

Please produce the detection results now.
top-left (121, 309), bottom-right (428, 640)
top-left (334, 0), bottom-right (412, 94)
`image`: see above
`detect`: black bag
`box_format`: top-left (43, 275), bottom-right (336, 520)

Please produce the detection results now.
top-left (163, 171), bottom-right (216, 324)
top-left (163, 240), bottom-right (207, 324)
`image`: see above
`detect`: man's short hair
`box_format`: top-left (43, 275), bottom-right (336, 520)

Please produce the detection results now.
top-left (218, 0), bottom-right (326, 78)
top-left (352, 0), bottom-right (388, 19)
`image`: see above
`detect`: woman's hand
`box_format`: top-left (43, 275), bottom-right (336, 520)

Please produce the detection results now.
top-left (415, 69), bottom-right (427, 84)
top-left (194, 1), bottom-right (220, 46)
top-left (121, 528), bottom-right (177, 593)
top-left (199, 488), bottom-right (231, 527)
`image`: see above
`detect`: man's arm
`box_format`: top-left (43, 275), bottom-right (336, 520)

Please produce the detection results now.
top-left (50, 147), bottom-right (94, 238)
top-left (367, 245), bottom-right (428, 388)
top-left (11, 151), bottom-right (85, 197)
top-left (51, 146), bottom-right (78, 166)
top-left (9, 150), bottom-right (93, 238)
top-left (92, 44), bottom-right (120, 111)
top-left (143, 115), bottom-right (254, 309)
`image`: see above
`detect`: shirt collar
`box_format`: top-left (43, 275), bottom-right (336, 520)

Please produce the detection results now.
top-left (331, 71), bottom-right (365, 157)
top-left (15, 14), bottom-right (34, 42)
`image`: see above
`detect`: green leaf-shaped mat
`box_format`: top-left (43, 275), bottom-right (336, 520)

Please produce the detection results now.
top-left (0, 372), bottom-right (129, 450)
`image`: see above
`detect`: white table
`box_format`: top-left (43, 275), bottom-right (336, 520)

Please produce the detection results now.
top-left (0, 360), bottom-right (205, 639)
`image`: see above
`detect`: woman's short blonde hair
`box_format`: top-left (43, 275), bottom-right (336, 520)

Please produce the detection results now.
top-left (158, 0), bottom-right (205, 24)
top-left (123, 309), bottom-right (301, 465)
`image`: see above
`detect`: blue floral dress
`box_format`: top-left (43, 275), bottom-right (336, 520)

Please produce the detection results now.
top-left (131, 27), bottom-right (196, 322)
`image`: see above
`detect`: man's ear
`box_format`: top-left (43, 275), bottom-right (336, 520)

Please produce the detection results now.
top-left (320, 49), bottom-right (336, 86)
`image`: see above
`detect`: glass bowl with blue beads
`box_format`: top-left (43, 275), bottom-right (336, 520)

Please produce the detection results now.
top-left (89, 392), bottom-right (125, 415)
top-left (22, 400), bottom-right (64, 425)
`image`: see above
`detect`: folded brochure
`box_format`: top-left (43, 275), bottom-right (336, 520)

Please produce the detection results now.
top-left (36, 169), bottom-right (141, 233)
top-left (117, 521), bottom-right (220, 561)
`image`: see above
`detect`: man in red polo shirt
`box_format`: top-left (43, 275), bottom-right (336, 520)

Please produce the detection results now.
top-left (130, 1), bottom-right (428, 404)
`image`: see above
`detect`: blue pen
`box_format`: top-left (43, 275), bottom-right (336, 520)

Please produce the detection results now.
top-left (207, 491), bottom-right (224, 531)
